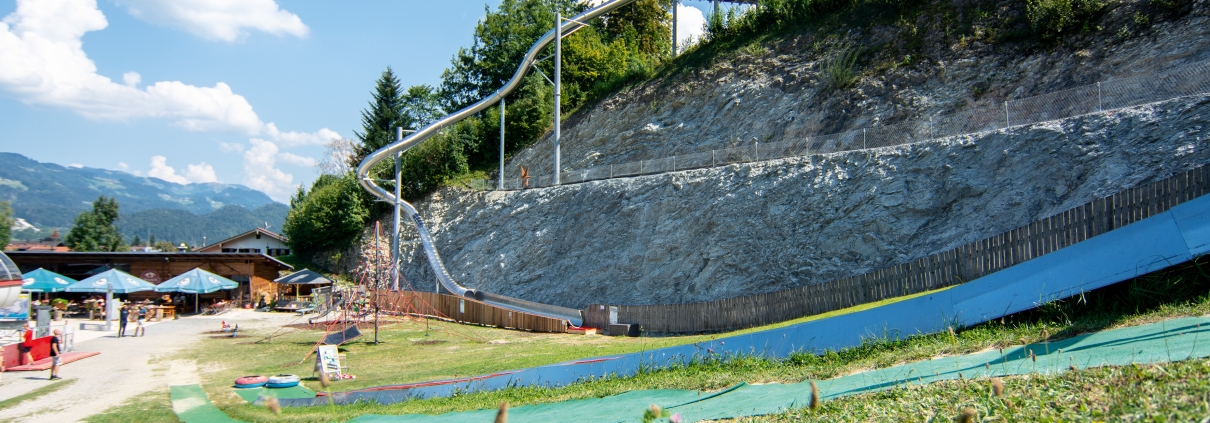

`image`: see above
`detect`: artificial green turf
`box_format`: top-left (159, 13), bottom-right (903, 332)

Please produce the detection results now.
top-left (234, 385), bottom-right (316, 403)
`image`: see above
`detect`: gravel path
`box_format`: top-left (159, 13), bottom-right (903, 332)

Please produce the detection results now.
top-left (0, 310), bottom-right (302, 423)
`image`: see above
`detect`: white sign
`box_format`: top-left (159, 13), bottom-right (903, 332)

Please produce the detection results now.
top-left (315, 345), bottom-right (341, 378)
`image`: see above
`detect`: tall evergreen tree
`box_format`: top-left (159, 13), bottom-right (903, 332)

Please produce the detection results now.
top-left (65, 196), bottom-right (126, 252)
top-left (350, 67), bottom-right (405, 169)
top-left (131, 234), bottom-right (142, 247)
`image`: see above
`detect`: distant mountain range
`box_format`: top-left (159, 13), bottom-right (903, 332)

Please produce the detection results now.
top-left (0, 152), bottom-right (288, 244)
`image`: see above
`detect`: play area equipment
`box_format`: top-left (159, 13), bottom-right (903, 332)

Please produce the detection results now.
top-left (0, 252), bottom-right (30, 308)
top-left (355, 0), bottom-right (644, 327)
top-left (233, 375), bottom-right (268, 389)
top-left (266, 374), bottom-right (301, 389)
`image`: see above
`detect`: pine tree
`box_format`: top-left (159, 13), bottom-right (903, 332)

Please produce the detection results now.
top-left (350, 67), bottom-right (405, 169)
top-left (132, 234), bottom-right (142, 247)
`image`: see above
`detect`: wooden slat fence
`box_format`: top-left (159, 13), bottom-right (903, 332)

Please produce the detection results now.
top-left (588, 164), bottom-right (1210, 333)
top-left (375, 290), bottom-right (567, 333)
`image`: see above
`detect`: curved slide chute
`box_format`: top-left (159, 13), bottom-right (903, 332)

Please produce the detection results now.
top-left (357, 0), bottom-right (640, 327)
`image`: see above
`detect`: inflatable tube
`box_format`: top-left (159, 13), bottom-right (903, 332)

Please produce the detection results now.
top-left (234, 375), bottom-right (268, 389)
top-left (266, 374), bottom-right (300, 389)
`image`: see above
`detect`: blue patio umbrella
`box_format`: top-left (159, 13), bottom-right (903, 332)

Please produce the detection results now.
top-left (64, 269), bottom-right (154, 331)
top-left (154, 268), bottom-right (238, 294)
top-left (21, 268), bottom-right (77, 293)
top-left (154, 268), bottom-right (239, 313)
top-left (64, 269), bottom-right (156, 294)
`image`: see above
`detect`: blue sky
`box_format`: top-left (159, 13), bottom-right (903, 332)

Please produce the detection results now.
top-left (0, 0), bottom-right (715, 202)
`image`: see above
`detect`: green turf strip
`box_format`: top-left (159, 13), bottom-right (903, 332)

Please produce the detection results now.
top-left (346, 315), bottom-right (1210, 422)
top-left (233, 385), bottom-right (316, 403)
top-left (171, 384), bottom-right (245, 423)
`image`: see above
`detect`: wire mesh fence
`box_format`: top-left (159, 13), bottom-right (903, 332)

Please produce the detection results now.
top-left (472, 59), bottom-right (1210, 191)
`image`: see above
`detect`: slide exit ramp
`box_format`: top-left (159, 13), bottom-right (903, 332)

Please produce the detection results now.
top-left (356, 0), bottom-right (643, 327)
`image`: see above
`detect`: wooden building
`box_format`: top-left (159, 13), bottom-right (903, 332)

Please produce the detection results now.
top-left (6, 252), bottom-right (293, 304)
top-left (195, 228), bottom-right (291, 257)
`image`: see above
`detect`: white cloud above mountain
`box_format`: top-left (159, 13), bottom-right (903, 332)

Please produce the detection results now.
top-left (115, 0), bottom-right (309, 42)
top-left (242, 139), bottom-right (294, 201)
top-left (0, 0), bottom-right (339, 201)
top-left (148, 155), bottom-right (218, 184)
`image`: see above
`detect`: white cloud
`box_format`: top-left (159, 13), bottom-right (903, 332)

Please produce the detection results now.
top-left (0, 0), bottom-right (265, 134)
top-left (116, 0), bottom-right (308, 42)
top-left (218, 141), bottom-right (244, 153)
top-left (265, 124), bottom-right (342, 147)
top-left (279, 152), bottom-right (317, 167)
top-left (148, 155), bottom-right (217, 184)
top-left (242, 139), bottom-right (293, 201)
top-left (121, 71), bottom-right (140, 87)
top-left (148, 155), bottom-right (189, 184)
top-left (184, 162), bottom-right (218, 183)
top-left (67, 163), bottom-right (83, 168)
top-left (117, 161), bottom-right (142, 175)
top-left (675, 5), bottom-right (706, 52)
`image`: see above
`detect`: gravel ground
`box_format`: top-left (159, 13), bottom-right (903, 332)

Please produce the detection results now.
top-left (0, 309), bottom-right (303, 423)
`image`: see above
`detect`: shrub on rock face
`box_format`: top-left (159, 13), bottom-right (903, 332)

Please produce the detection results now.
top-left (1026, 0), bottom-right (1108, 40)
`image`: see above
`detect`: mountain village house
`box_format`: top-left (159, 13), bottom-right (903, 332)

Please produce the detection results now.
top-left (196, 228), bottom-right (290, 257)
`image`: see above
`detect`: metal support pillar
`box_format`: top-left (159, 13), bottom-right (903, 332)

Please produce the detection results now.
top-left (392, 127), bottom-right (402, 291)
top-left (104, 287), bottom-right (113, 332)
top-left (672, 1), bottom-right (678, 56)
top-left (554, 12), bottom-right (562, 185)
top-left (499, 98), bottom-right (506, 190)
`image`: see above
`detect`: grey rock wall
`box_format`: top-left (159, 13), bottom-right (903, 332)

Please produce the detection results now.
top-left (505, 13), bottom-right (1210, 180)
top-left (394, 95), bottom-right (1210, 309)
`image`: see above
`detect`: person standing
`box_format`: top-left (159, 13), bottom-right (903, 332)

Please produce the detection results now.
top-left (118, 305), bottom-right (130, 338)
top-left (135, 304), bottom-right (147, 337)
top-left (48, 329), bottom-right (62, 380)
top-left (20, 323), bottom-right (34, 365)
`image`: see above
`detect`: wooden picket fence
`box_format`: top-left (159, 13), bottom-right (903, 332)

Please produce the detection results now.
top-left (375, 290), bottom-right (568, 333)
top-left (586, 164), bottom-right (1210, 333)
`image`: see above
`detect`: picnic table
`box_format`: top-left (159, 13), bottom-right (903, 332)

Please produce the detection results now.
top-left (150, 306), bottom-right (175, 321)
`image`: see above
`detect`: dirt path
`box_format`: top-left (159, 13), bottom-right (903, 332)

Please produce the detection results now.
top-left (0, 310), bottom-right (301, 423)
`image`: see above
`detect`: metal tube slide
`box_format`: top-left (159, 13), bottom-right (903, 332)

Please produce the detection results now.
top-left (356, 0), bottom-right (640, 327)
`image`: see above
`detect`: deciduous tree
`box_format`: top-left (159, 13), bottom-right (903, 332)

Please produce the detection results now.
top-left (0, 201), bottom-right (12, 248)
top-left (65, 196), bottom-right (126, 252)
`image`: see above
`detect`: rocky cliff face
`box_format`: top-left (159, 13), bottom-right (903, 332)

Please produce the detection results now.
top-left (361, 3), bottom-right (1210, 309)
top-left (393, 95), bottom-right (1210, 308)
top-left (506, 6), bottom-right (1210, 179)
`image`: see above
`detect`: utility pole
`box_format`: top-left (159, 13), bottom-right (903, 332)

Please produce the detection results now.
top-left (554, 11), bottom-right (562, 185)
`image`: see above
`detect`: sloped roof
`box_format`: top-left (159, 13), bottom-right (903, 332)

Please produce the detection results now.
top-left (274, 269), bottom-right (334, 285)
top-left (196, 228), bottom-right (288, 252)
